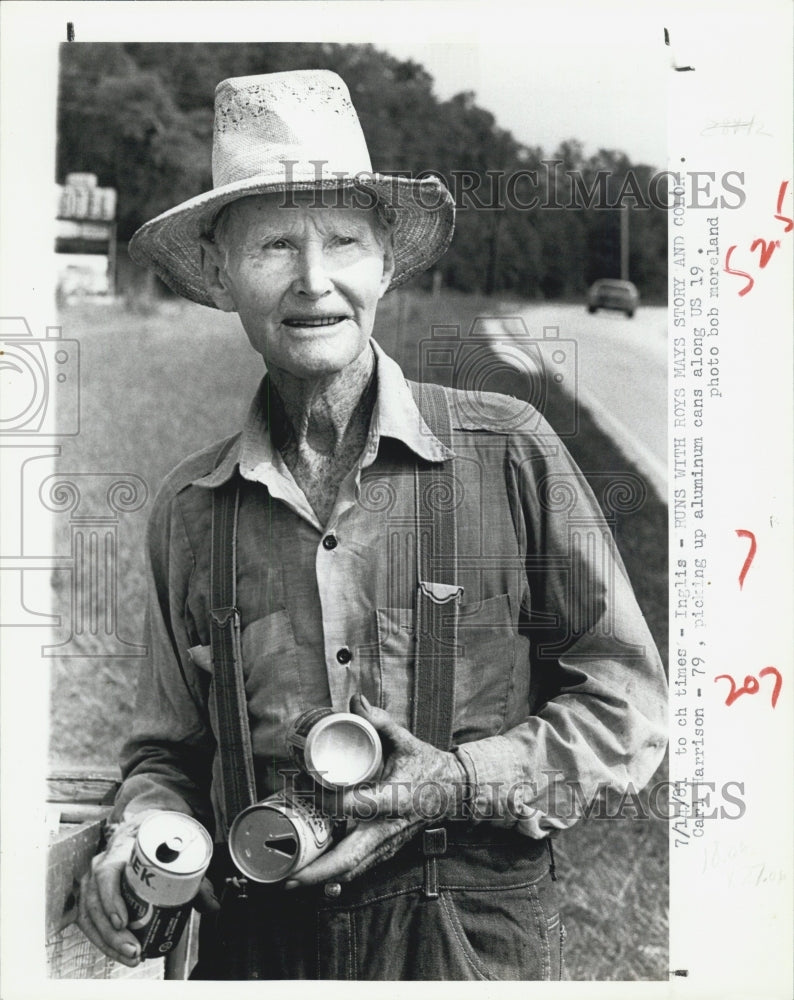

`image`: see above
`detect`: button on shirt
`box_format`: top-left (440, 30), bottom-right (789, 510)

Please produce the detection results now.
top-left (115, 341), bottom-right (667, 840)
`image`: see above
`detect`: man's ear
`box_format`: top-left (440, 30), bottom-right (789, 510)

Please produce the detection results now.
top-left (199, 239), bottom-right (237, 312)
top-left (378, 238), bottom-right (396, 297)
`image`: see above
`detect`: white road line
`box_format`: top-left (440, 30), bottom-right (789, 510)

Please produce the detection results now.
top-left (483, 321), bottom-right (667, 504)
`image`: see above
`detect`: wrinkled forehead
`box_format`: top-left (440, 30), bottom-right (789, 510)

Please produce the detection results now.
top-left (214, 190), bottom-right (386, 240)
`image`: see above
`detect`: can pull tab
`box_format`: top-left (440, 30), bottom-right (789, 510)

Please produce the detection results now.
top-left (155, 837), bottom-right (183, 864)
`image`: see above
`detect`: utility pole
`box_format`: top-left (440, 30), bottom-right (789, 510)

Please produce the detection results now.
top-left (620, 204), bottom-right (630, 280)
top-left (485, 212), bottom-right (499, 296)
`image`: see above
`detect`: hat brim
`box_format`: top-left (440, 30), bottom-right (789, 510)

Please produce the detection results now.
top-left (128, 174), bottom-right (455, 308)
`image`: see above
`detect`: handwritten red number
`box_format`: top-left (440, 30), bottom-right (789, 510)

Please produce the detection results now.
top-left (714, 674), bottom-right (756, 705)
top-left (724, 245), bottom-right (754, 296)
top-left (759, 667), bottom-right (783, 708)
top-left (725, 180), bottom-right (792, 294)
top-left (774, 180), bottom-right (793, 232)
top-left (714, 674), bottom-right (738, 704)
top-left (750, 237), bottom-right (781, 267)
top-left (715, 669), bottom-right (782, 708)
top-left (735, 528), bottom-right (757, 589)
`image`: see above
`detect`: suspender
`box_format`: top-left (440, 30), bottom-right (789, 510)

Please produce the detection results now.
top-left (208, 381), bottom-right (460, 825)
top-left (209, 478), bottom-right (257, 833)
top-left (409, 382), bottom-right (461, 751)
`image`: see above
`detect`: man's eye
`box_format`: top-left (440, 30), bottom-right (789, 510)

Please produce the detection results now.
top-left (266, 239), bottom-right (290, 250)
top-left (335, 236), bottom-right (356, 247)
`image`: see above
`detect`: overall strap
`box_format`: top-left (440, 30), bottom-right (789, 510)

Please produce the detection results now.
top-left (209, 477), bottom-right (257, 834)
top-left (409, 381), bottom-right (462, 751)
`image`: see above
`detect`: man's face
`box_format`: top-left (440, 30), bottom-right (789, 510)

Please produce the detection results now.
top-left (201, 193), bottom-right (394, 378)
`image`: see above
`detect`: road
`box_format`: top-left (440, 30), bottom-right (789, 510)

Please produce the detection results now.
top-left (481, 304), bottom-right (667, 500)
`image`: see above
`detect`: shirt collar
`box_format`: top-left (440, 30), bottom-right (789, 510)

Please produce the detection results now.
top-left (191, 340), bottom-right (453, 490)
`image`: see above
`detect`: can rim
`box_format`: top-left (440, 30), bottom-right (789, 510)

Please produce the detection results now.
top-left (303, 712), bottom-right (382, 789)
top-left (228, 800), bottom-right (300, 884)
top-left (136, 811), bottom-right (213, 878)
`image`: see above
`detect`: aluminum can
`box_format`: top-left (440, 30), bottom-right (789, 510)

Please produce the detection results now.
top-left (57, 185), bottom-right (75, 219)
top-left (87, 188), bottom-right (104, 220)
top-left (120, 812), bottom-right (212, 958)
top-left (100, 187), bottom-right (118, 221)
top-left (228, 793), bottom-right (334, 883)
top-left (71, 184), bottom-right (90, 219)
top-left (65, 172), bottom-right (98, 188)
top-left (287, 708), bottom-right (382, 789)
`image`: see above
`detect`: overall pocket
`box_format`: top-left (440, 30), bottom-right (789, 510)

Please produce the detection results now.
top-left (455, 593), bottom-right (516, 739)
top-left (439, 879), bottom-right (555, 981)
top-left (375, 594), bottom-right (516, 740)
top-left (529, 869), bottom-right (564, 981)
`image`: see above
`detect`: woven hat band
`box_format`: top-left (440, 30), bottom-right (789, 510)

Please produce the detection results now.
top-left (215, 150), bottom-right (374, 189)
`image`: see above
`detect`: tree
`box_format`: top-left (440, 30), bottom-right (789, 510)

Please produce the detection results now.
top-left (56, 43), bottom-right (667, 300)
top-left (58, 45), bottom-right (211, 240)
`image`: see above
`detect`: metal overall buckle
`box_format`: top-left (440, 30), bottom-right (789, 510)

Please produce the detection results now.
top-left (421, 826), bottom-right (447, 900)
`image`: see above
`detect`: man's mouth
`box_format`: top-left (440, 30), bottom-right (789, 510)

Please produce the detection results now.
top-left (282, 316), bottom-right (349, 328)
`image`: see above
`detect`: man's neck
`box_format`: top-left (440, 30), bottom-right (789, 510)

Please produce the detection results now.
top-left (267, 347), bottom-right (376, 456)
top-left (265, 347), bottom-right (377, 526)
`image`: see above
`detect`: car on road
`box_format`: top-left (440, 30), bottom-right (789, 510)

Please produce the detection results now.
top-left (586, 279), bottom-right (639, 317)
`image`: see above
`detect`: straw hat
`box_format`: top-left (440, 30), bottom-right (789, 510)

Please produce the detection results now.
top-left (128, 70), bottom-right (455, 307)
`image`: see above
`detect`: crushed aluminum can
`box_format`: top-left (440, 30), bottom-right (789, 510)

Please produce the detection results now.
top-left (228, 792), bottom-right (334, 884)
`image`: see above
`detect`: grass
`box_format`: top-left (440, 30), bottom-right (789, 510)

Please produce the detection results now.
top-left (50, 289), bottom-right (668, 980)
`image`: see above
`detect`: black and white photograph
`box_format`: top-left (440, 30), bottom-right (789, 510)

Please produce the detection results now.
top-left (0, 2), bottom-right (791, 995)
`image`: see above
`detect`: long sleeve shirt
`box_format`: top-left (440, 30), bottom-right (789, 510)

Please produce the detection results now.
top-left (113, 340), bottom-right (667, 840)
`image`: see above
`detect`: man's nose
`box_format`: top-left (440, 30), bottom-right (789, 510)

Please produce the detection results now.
top-left (291, 246), bottom-right (333, 298)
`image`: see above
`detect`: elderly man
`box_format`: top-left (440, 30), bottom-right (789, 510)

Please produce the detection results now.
top-left (77, 70), bottom-right (667, 980)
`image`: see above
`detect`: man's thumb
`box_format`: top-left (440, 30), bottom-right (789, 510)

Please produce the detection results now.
top-left (349, 693), bottom-right (405, 744)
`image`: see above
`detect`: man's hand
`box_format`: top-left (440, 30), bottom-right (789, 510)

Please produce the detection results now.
top-left (284, 694), bottom-right (468, 887)
top-left (76, 811), bottom-right (219, 967)
top-left (76, 819), bottom-right (142, 967)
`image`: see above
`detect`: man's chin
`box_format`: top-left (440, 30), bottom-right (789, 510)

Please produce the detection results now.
top-left (266, 340), bottom-right (371, 381)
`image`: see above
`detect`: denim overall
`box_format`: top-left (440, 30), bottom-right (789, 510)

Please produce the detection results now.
top-left (193, 383), bottom-right (564, 980)
top-left (193, 827), bottom-right (562, 980)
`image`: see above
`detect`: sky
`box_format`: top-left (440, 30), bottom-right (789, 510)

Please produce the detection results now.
top-left (0, 2), bottom-right (670, 174)
top-left (380, 32), bottom-right (669, 170)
